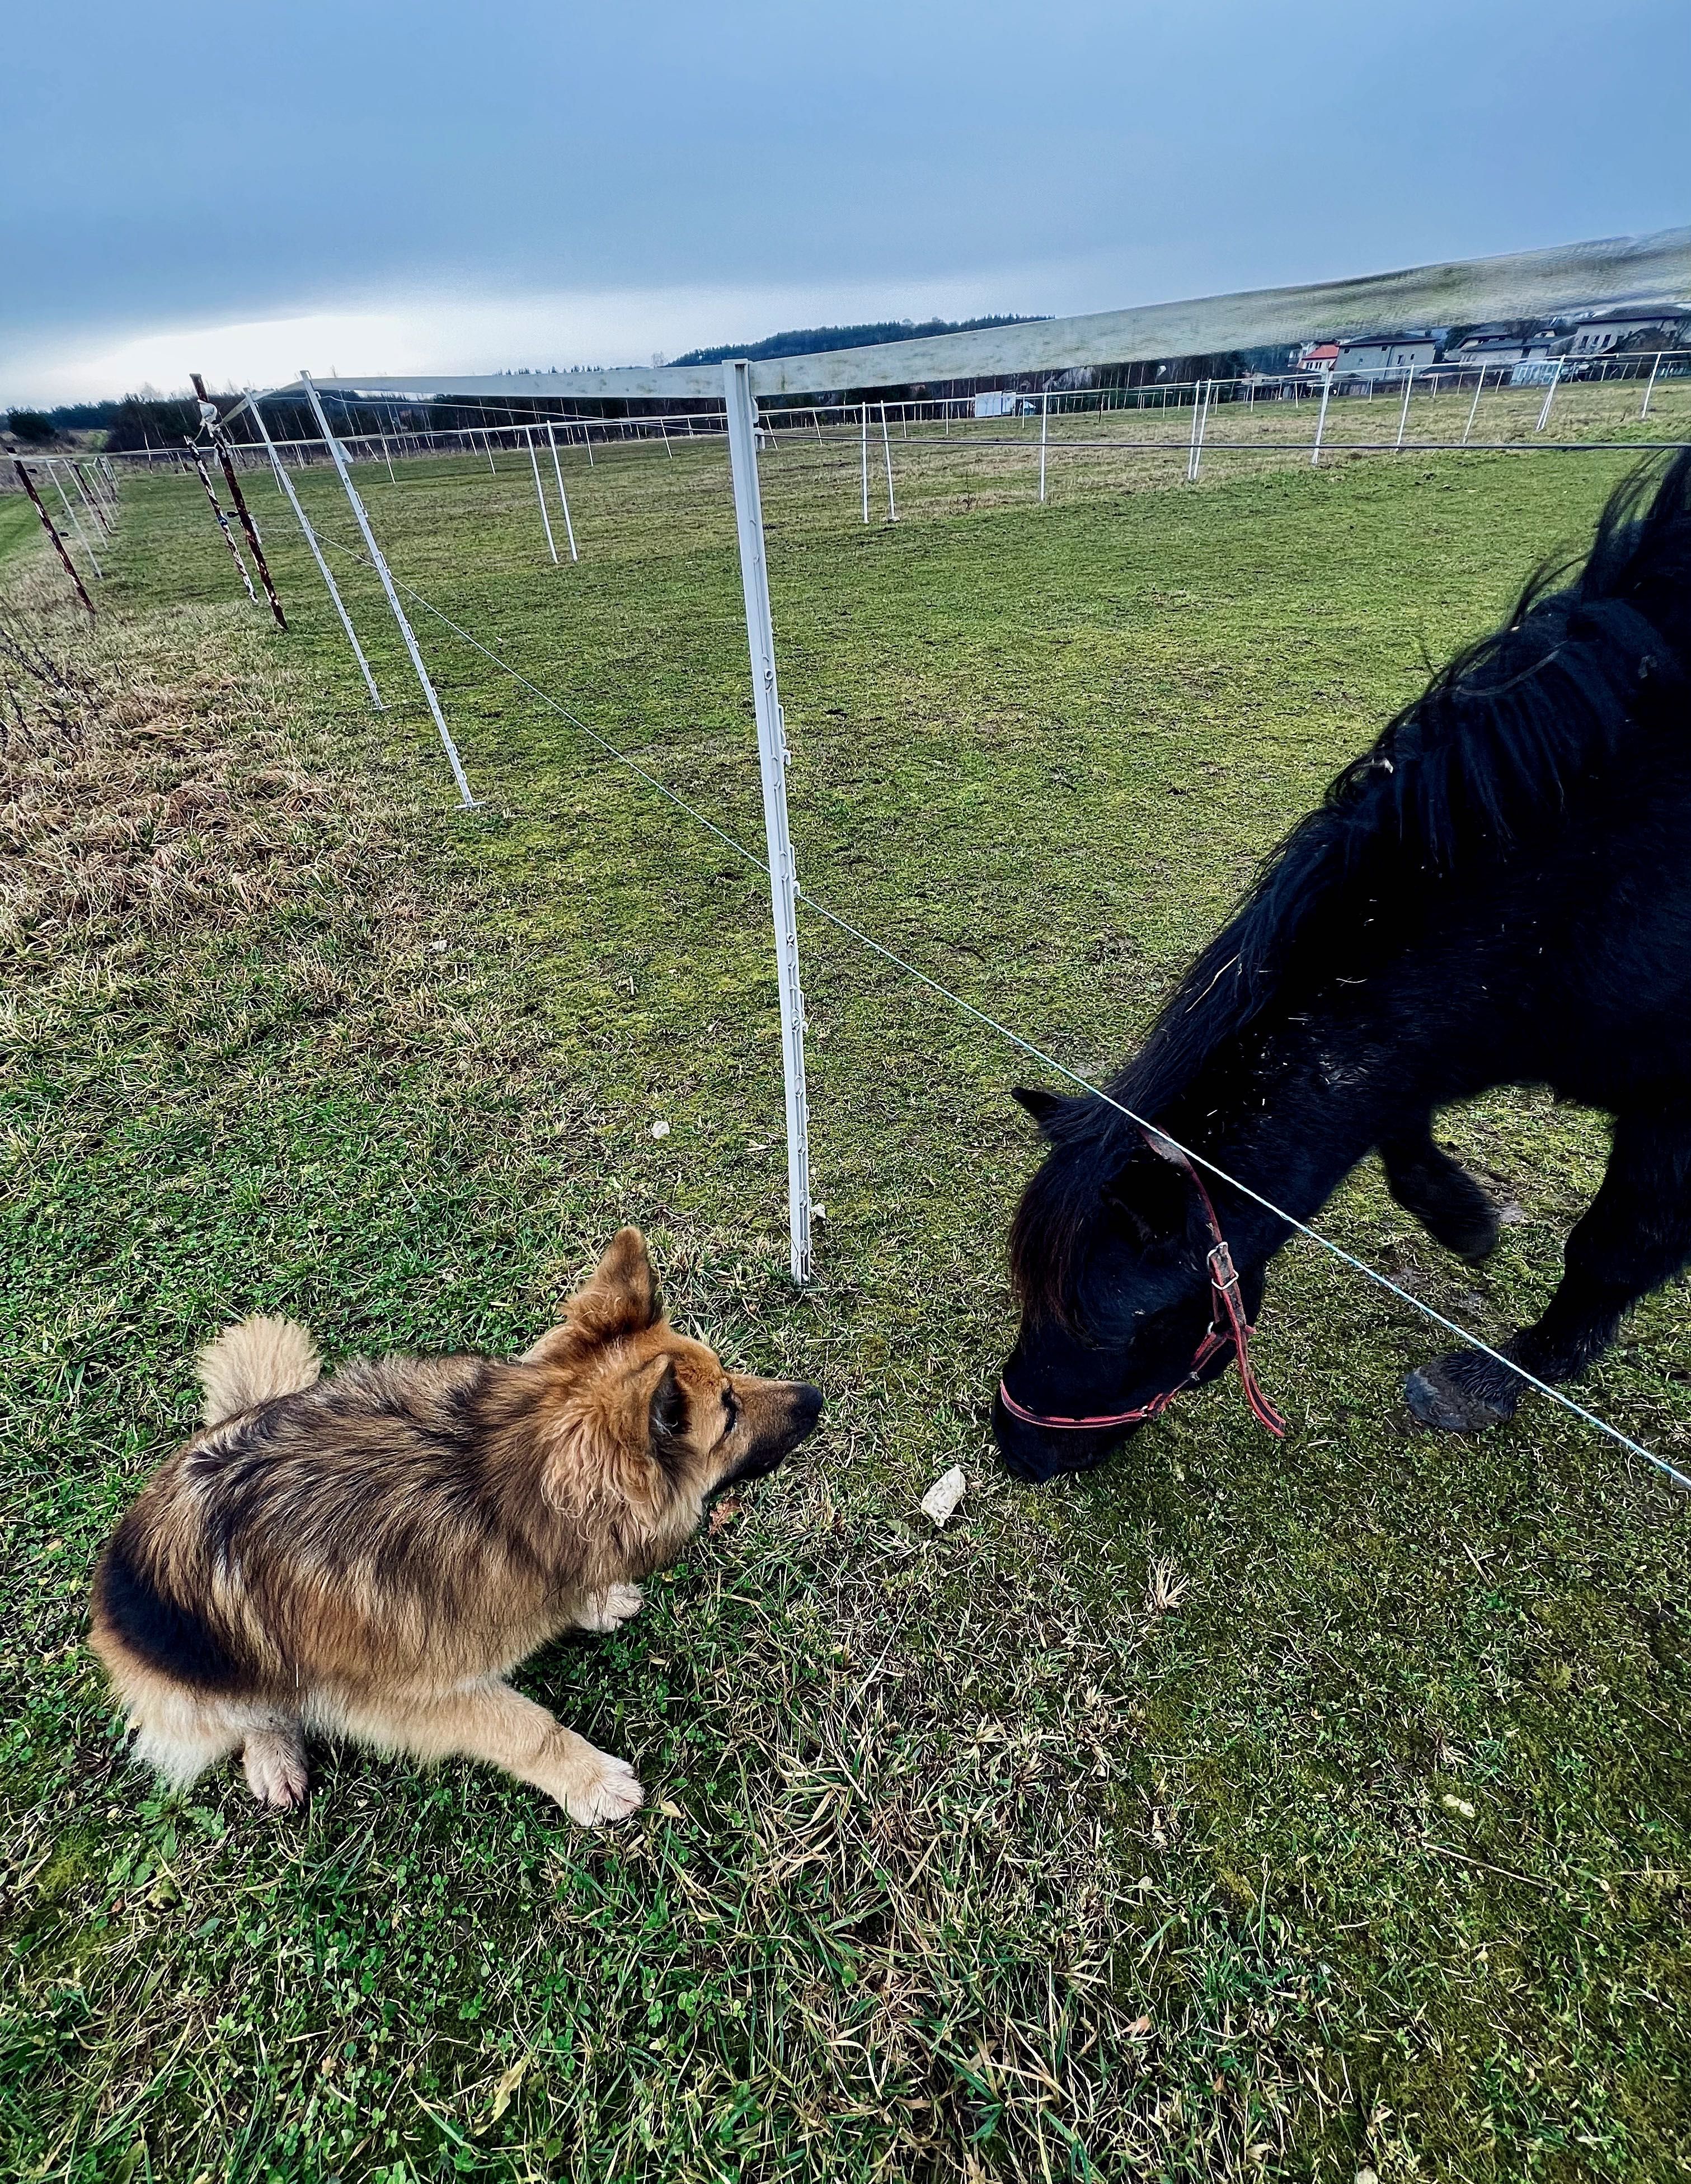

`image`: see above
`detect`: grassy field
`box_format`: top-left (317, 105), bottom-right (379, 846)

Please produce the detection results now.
top-left (3, 424), bottom-right (1689, 2182)
top-left (0, 488), bottom-right (44, 569)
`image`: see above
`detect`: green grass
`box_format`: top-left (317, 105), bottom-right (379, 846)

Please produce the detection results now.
top-left (0, 489), bottom-right (44, 570)
top-left (3, 427), bottom-right (1689, 2182)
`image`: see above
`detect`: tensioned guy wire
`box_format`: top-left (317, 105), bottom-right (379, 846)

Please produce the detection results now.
top-left (306, 525), bottom-right (1691, 1494)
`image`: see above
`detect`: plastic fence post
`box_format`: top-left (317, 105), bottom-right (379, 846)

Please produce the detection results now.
top-left (722, 359), bottom-right (812, 1283)
top-left (526, 428), bottom-right (558, 563)
top-left (245, 389), bottom-right (382, 707)
top-left (300, 373), bottom-right (475, 807)
top-left (546, 425), bottom-right (579, 561)
top-left (1311, 368), bottom-right (1332, 466)
top-left (15, 460), bottom-right (95, 614)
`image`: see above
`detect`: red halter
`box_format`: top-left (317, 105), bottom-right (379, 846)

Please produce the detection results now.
top-left (998, 1133), bottom-right (1287, 1439)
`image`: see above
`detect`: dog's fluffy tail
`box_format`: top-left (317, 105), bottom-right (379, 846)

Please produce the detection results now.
top-left (196, 1315), bottom-right (321, 1424)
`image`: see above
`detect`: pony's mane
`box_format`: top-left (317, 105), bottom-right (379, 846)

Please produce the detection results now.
top-left (1011, 449), bottom-right (1691, 1317)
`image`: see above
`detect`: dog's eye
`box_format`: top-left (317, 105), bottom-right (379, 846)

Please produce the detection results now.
top-left (722, 1388), bottom-right (738, 1430)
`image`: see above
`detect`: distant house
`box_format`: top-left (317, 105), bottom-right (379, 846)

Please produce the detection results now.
top-left (1565, 307), bottom-right (1691, 357)
top-left (1448, 330), bottom-right (1554, 368)
top-left (1333, 334), bottom-right (1438, 376)
top-left (1294, 342), bottom-right (1340, 374)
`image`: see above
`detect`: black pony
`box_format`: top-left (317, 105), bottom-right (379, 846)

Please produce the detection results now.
top-left (996, 451), bottom-right (1691, 1481)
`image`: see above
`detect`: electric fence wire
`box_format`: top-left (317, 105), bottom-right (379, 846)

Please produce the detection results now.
top-left (302, 517), bottom-right (1691, 1494)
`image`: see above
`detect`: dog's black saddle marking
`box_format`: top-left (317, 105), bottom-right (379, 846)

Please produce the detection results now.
top-left (98, 1527), bottom-right (245, 1692)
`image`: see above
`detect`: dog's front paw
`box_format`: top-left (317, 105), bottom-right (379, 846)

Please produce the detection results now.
top-left (563, 1747), bottom-right (645, 1828)
top-left (576, 1582), bottom-right (644, 1635)
top-left (242, 1724), bottom-right (309, 1810)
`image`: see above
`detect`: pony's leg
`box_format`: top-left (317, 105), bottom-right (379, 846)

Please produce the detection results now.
top-left (1406, 1107), bottom-right (1691, 1431)
top-left (1380, 1121), bottom-right (1500, 1262)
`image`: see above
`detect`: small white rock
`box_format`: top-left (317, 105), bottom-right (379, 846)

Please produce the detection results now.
top-left (650, 1120), bottom-right (670, 1139)
top-left (1441, 1792), bottom-right (1476, 1820)
top-left (430, 938), bottom-right (448, 953)
top-left (919, 1467), bottom-right (967, 1527)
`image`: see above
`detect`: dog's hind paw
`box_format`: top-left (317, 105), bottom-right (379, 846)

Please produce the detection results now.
top-left (563, 1748), bottom-right (645, 1828)
top-left (242, 1723), bottom-right (309, 1810)
top-left (576, 1582), bottom-right (644, 1635)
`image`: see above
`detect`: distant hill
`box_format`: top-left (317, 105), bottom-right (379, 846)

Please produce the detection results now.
top-left (668, 314), bottom-right (1045, 368)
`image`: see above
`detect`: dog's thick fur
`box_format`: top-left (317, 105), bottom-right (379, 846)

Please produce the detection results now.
top-left (88, 1230), bottom-right (822, 1824)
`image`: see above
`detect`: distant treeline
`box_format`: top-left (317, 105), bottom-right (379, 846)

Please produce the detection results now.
top-left (103, 395), bottom-right (209, 451)
top-left (4, 395), bottom-right (210, 450)
top-left (669, 314), bottom-right (1045, 367)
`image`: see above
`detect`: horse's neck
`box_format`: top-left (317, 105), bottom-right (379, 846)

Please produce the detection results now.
top-left (1167, 974), bottom-right (1450, 1258)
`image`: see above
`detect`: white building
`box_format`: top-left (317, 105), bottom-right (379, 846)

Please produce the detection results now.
top-left (1448, 332), bottom-right (1553, 368)
top-left (1333, 335), bottom-right (1438, 376)
top-left (1565, 308), bottom-right (1690, 358)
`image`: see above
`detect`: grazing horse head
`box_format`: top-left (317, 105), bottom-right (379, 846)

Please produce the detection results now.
top-left (995, 1086), bottom-right (1276, 1481)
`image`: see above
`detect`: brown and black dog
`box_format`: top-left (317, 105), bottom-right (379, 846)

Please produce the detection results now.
top-left (88, 1230), bottom-right (821, 1825)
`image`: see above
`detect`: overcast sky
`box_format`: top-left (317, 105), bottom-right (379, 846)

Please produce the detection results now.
top-left (4, 0), bottom-right (1687, 406)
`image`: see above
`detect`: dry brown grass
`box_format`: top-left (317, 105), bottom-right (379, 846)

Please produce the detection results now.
top-left (0, 574), bottom-right (385, 975)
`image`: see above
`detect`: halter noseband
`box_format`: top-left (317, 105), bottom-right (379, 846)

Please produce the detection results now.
top-left (998, 1131), bottom-right (1287, 1440)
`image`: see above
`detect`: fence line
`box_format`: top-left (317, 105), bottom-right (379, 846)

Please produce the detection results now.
top-left (295, 515), bottom-right (1691, 1495)
top-left (74, 345), bottom-right (1691, 477)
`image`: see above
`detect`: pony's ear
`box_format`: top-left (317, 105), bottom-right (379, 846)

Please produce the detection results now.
top-left (1012, 1084), bottom-right (1073, 1136)
top-left (1104, 1147), bottom-right (1192, 1253)
top-left (569, 1227), bottom-right (663, 1345)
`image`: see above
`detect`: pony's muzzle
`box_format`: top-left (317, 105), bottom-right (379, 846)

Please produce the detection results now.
top-left (992, 1387), bottom-right (1136, 1482)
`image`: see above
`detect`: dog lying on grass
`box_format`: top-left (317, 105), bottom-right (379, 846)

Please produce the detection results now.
top-left (88, 1230), bottom-right (822, 1825)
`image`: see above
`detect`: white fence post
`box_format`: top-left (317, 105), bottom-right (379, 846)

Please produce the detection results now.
top-left (1310, 366), bottom-right (1332, 465)
top-left (245, 388), bottom-right (383, 709)
top-left (860, 403), bottom-right (870, 524)
top-left (1187, 378), bottom-right (1211, 481)
top-left (1395, 365), bottom-right (1415, 449)
top-left (1535, 356), bottom-right (1565, 433)
top-left (1641, 349), bottom-right (1663, 421)
top-left (525, 427), bottom-right (558, 563)
top-left (66, 456), bottom-right (111, 538)
top-left (1039, 387), bottom-right (1049, 503)
top-left (722, 360), bottom-right (812, 1283)
top-left (1463, 365), bottom-right (1486, 445)
top-left (880, 401), bottom-right (897, 520)
top-left (49, 461), bottom-right (102, 577)
top-left (300, 374), bottom-right (476, 808)
top-left (546, 425), bottom-right (579, 560)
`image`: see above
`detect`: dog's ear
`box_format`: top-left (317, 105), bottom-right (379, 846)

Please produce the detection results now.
top-left (570, 1227), bottom-right (663, 1344)
top-left (647, 1358), bottom-right (689, 1474)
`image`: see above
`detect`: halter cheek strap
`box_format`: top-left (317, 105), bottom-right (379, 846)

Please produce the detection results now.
top-left (999, 1133), bottom-right (1288, 1441)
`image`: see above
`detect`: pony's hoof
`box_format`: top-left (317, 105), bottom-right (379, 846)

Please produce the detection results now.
top-left (1448, 1206), bottom-right (1502, 1264)
top-left (1405, 1358), bottom-right (1515, 1433)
